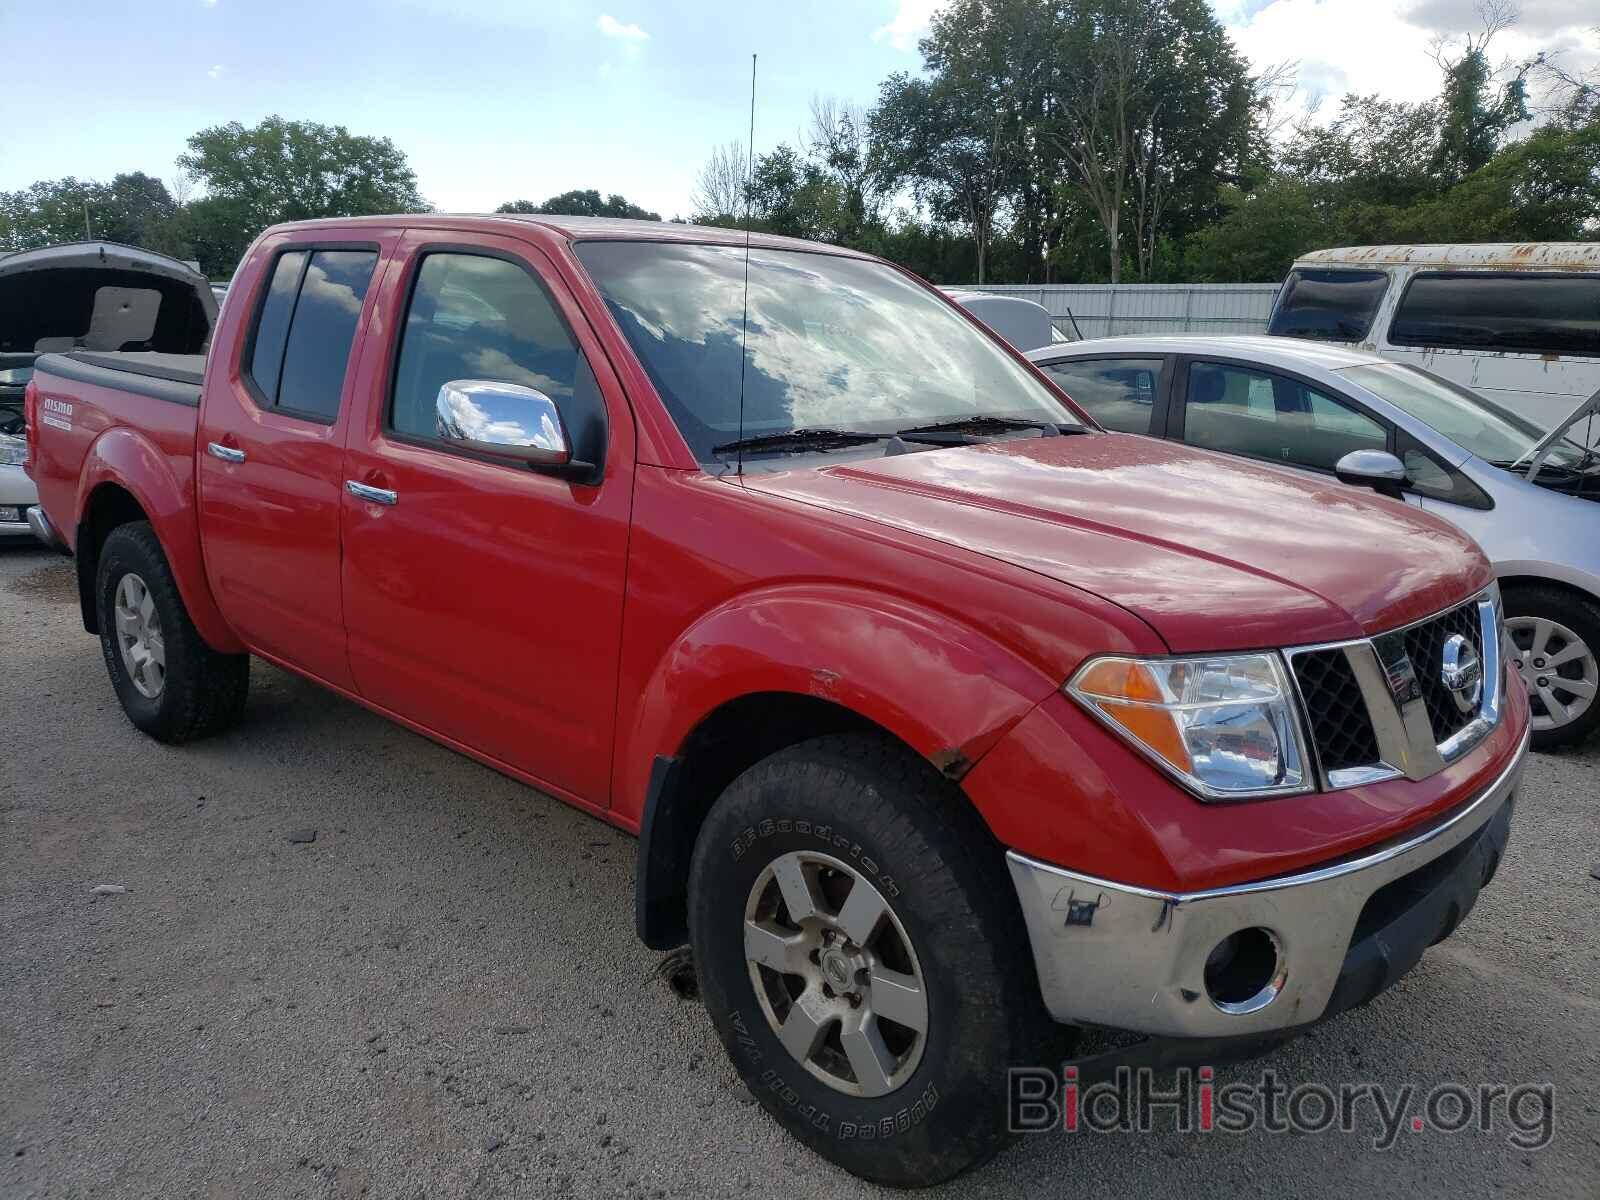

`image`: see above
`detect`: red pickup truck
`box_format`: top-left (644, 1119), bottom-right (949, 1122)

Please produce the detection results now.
top-left (23, 215), bottom-right (1529, 1186)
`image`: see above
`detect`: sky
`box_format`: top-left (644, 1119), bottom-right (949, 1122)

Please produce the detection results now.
top-left (2, 0), bottom-right (1596, 220)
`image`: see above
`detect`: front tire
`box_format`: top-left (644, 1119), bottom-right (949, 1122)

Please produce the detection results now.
top-left (687, 735), bottom-right (1061, 1187)
top-left (1504, 584), bottom-right (1600, 751)
top-left (96, 521), bottom-right (249, 743)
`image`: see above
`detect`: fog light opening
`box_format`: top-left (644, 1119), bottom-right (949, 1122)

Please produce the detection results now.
top-left (1204, 927), bottom-right (1284, 1015)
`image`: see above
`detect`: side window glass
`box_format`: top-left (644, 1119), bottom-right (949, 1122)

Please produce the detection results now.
top-left (1041, 358), bottom-right (1163, 434)
top-left (244, 248), bottom-right (377, 421)
top-left (247, 250), bottom-right (305, 402)
top-left (1266, 268), bottom-right (1389, 341)
top-left (1397, 429), bottom-right (1490, 508)
top-left (1390, 272), bottom-right (1600, 356)
top-left (389, 253), bottom-right (591, 444)
top-left (276, 251), bottom-right (379, 421)
top-left (1182, 362), bottom-right (1386, 472)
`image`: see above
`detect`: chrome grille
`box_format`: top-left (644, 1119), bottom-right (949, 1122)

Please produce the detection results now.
top-left (1391, 601), bottom-right (1484, 743)
top-left (1285, 587), bottom-right (1502, 790)
top-left (1291, 648), bottom-right (1380, 774)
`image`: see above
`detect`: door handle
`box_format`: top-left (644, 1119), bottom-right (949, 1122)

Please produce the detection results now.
top-left (207, 442), bottom-right (246, 464)
top-left (345, 480), bottom-right (398, 506)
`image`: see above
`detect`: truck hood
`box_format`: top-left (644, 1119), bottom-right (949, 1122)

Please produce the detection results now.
top-left (745, 433), bottom-right (1493, 652)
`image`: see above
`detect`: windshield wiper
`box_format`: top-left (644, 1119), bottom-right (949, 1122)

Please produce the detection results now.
top-left (710, 427), bottom-right (889, 457)
top-left (895, 415), bottom-right (1084, 441)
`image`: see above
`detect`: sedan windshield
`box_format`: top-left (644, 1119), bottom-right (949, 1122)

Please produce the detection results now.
top-left (1338, 362), bottom-right (1590, 469)
top-left (573, 240), bottom-right (1080, 465)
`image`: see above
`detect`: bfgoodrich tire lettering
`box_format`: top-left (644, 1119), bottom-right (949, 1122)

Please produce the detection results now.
top-left (96, 521), bottom-right (249, 743)
top-left (688, 734), bottom-right (1063, 1187)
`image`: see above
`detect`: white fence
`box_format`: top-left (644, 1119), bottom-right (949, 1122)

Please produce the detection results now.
top-left (967, 283), bottom-right (1282, 340)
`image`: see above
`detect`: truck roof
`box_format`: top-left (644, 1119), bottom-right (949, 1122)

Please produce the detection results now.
top-left (259, 213), bottom-right (877, 260)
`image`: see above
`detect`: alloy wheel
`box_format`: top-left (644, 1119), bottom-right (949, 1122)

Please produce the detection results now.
top-left (114, 572), bottom-right (166, 699)
top-left (743, 850), bottom-right (928, 1098)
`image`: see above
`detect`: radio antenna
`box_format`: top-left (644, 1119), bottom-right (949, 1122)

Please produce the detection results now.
top-left (735, 53), bottom-right (756, 479)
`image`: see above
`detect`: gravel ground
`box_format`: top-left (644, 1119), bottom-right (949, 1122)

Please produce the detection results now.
top-left (2, 539), bottom-right (1597, 1200)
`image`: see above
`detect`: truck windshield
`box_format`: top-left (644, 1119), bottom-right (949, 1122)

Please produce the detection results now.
top-left (1268, 269), bottom-right (1389, 341)
top-left (1338, 362), bottom-right (1590, 469)
top-left (573, 240), bottom-right (1080, 465)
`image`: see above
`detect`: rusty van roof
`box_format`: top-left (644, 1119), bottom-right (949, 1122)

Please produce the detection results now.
top-left (1293, 243), bottom-right (1600, 271)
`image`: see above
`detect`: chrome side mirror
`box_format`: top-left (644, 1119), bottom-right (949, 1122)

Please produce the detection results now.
top-left (1334, 449), bottom-right (1407, 500)
top-left (435, 379), bottom-right (572, 467)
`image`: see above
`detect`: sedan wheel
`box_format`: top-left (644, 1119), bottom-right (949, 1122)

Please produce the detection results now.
top-left (1505, 614), bottom-right (1597, 735)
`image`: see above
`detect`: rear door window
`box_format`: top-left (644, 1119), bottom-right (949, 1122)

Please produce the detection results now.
top-left (1180, 361), bottom-right (1388, 472)
top-left (1267, 269), bottom-right (1389, 341)
top-left (1389, 272), bottom-right (1600, 356)
top-left (1039, 357), bottom-right (1164, 434)
top-left (245, 247), bottom-right (378, 421)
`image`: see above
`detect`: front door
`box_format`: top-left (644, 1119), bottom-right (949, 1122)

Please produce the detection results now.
top-left (339, 231), bottom-right (635, 805)
top-left (196, 234), bottom-right (392, 689)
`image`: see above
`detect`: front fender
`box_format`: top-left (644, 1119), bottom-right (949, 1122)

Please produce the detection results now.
top-left (76, 428), bottom-right (243, 654)
top-left (615, 582), bottom-right (1064, 827)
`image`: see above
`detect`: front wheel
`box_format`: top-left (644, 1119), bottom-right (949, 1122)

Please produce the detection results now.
top-left (96, 521), bottom-right (249, 743)
top-left (1503, 584), bottom-right (1600, 751)
top-left (688, 735), bottom-right (1061, 1187)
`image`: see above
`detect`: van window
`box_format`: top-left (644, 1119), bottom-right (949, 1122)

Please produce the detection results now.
top-left (1389, 272), bottom-right (1600, 356)
top-left (1267, 269), bottom-right (1388, 341)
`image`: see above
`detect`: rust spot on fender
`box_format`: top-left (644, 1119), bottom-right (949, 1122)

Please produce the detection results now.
top-left (929, 747), bottom-right (974, 781)
top-left (808, 667), bottom-right (840, 696)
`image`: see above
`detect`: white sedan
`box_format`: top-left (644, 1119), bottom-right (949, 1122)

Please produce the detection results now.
top-left (0, 432), bottom-right (36, 539)
top-left (1027, 334), bottom-right (1600, 750)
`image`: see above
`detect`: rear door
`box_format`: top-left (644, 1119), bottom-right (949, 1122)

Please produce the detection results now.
top-left (338, 229), bottom-right (636, 805)
top-left (196, 233), bottom-right (394, 688)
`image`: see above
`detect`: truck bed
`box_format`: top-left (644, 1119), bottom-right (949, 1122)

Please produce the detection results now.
top-left (28, 350), bottom-right (205, 563)
top-left (35, 350), bottom-right (205, 407)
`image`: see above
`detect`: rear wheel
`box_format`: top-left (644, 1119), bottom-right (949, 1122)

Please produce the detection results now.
top-left (96, 521), bottom-right (249, 743)
top-left (688, 734), bottom-right (1062, 1187)
top-left (1504, 584), bottom-right (1600, 751)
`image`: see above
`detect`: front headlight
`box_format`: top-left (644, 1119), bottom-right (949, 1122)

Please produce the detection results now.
top-left (0, 436), bottom-right (25, 467)
top-left (1067, 653), bottom-right (1311, 800)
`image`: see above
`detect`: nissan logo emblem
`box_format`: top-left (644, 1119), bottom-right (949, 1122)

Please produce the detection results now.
top-left (1440, 634), bottom-right (1482, 715)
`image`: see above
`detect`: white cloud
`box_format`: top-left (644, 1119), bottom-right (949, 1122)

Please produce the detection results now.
top-left (872, 0), bottom-right (944, 52)
top-left (1217, 0), bottom-right (1599, 123)
top-left (597, 13), bottom-right (648, 42)
top-left (206, 64), bottom-right (223, 79)
top-left (201, 0), bottom-right (217, 7)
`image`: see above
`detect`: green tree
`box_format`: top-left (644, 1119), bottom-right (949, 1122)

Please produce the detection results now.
top-left (175, 116), bottom-right (427, 270)
top-left (1, 177), bottom-right (108, 248)
top-left (1430, 8), bottom-right (1532, 182)
top-left (874, 71), bottom-right (1019, 283)
top-left (1183, 178), bottom-right (1321, 281)
top-left (497, 190), bottom-right (660, 220)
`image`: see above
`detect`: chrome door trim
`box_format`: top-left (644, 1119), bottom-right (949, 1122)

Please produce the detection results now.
top-left (206, 442), bottom-right (246, 463)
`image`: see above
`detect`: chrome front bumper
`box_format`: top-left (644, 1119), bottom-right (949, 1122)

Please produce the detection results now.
top-left (1006, 729), bottom-right (1528, 1039)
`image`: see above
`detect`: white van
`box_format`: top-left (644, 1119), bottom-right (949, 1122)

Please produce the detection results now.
top-left (1267, 244), bottom-right (1600, 436)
